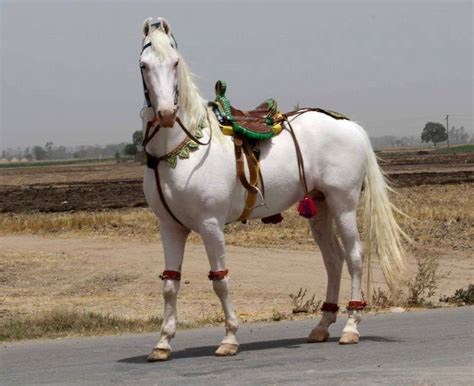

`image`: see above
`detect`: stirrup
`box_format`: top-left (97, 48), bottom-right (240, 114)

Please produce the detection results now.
top-left (248, 186), bottom-right (268, 211)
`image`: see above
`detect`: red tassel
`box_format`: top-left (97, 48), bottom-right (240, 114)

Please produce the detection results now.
top-left (297, 195), bottom-right (318, 218)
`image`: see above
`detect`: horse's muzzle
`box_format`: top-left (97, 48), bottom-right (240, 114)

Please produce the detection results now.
top-left (158, 109), bottom-right (177, 127)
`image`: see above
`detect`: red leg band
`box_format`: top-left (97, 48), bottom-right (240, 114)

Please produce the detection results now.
top-left (320, 302), bottom-right (339, 313)
top-left (347, 300), bottom-right (367, 311)
top-left (208, 269), bottom-right (229, 281)
top-left (159, 270), bottom-right (181, 281)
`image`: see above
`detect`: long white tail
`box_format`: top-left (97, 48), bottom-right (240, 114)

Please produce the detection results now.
top-left (362, 139), bottom-right (408, 293)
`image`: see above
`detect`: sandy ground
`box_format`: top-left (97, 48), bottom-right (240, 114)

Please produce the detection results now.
top-left (1, 235), bottom-right (471, 324)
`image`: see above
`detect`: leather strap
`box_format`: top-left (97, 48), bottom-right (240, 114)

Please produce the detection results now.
top-left (159, 270), bottom-right (181, 281)
top-left (150, 160), bottom-right (185, 227)
top-left (234, 135), bottom-right (261, 221)
top-left (321, 302), bottom-right (340, 313)
top-left (234, 138), bottom-right (257, 192)
top-left (208, 269), bottom-right (229, 281)
top-left (176, 116), bottom-right (212, 146)
top-left (142, 113), bottom-right (213, 229)
top-left (347, 300), bottom-right (367, 311)
top-left (284, 115), bottom-right (309, 196)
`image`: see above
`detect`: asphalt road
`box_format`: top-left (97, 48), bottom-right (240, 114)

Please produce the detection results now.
top-left (1, 307), bottom-right (473, 385)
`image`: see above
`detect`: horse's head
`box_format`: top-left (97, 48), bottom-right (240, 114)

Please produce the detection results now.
top-left (140, 17), bottom-right (180, 128)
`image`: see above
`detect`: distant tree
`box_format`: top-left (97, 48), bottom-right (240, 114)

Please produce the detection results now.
top-left (114, 150), bottom-right (123, 163)
top-left (421, 122), bottom-right (447, 147)
top-left (23, 147), bottom-right (33, 161)
top-left (72, 146), bottom-right (87, 159)
top-left (32, 146), bottom-right (47, 160)
top-left (123, 143), bottom-right (137, 157)
top-left (131, 130), bottom-right (145, 162)
top-left (45, 142), bottom-right (54, 159)
top-left (52, 145), bottom-right (68, 160)
top-left (449, 126), bottom-right (469, 145)
top-left (132, 130), bottom-right (144, 149)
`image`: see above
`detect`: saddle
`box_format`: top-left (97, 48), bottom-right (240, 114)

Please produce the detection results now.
top-left (213, 80), bottom-right (284, 140)
top-left (212, 80), bottom-right (350, 223)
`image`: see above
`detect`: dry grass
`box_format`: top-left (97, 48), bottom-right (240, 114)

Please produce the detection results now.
top-left (0, 309), bottom-right (163, 342)
top-left (0, 308), bottom-right (235, 343)
top-left (0, 306), bottom-right (317, 343)
top-left (392, 184), bottom-right (473, 251)
top-left (1, 184), bottom-right (472, 252)
top-left (0, 209), bottom-right (158, 239)
top-left (289, 288), bottom-right (321, 314)
top-left (368, 255), bottom-right (451, 310)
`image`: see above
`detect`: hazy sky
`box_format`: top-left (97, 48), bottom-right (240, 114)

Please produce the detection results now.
top-left (1, 0), bottom-right (472, 149)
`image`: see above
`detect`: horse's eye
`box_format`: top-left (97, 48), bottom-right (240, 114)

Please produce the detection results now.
top-left (173, 60), bottom-right (179, 69)
top-left (140, 63), bottom-right (147, 70)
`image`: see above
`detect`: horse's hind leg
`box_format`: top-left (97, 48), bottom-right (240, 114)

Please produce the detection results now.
top-left (148, 223), bottom-right (189, 362)
top-left (199, 217), bottom-right (239, 356)
top-left (327, 193), bottom-right (365, 345)
top-left (307, 200), bottom-right (344, 343)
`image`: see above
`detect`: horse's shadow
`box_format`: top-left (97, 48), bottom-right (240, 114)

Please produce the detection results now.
top-left (118, 335), bottom-right (398, 364)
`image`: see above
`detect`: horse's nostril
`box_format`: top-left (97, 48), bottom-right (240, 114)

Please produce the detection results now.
top-left (158, 109), bottom-right (176, 127)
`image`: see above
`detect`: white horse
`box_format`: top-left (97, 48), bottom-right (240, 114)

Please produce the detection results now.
top-left (140, 18), bottom-right (406, 361)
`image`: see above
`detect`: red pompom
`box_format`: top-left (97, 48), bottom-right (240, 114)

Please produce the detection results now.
top-left (297, 195), bottom-right (318, 218)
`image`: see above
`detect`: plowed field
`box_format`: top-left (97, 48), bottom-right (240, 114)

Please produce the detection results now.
top-left (0, 151), bottom-right (472, 213)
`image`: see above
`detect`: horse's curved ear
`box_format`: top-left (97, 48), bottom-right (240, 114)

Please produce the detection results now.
top-left (157, 17), bottom-right (172, 35)
top-left (143, 17), bottom-right (153, 36)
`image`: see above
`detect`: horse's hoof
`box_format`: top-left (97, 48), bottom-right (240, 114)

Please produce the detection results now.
top-left (339, 332), bottom-right (359, 345)
top-left (307, 328), bottom-right (329, 343)
top-left (147, 348), bottom-right (171, 362)
top-left (215, 343), bottom-right (239, 357)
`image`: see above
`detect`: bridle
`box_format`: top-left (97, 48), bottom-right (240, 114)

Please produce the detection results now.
top-left (139, 31), bottom-right (212, 228)
top-left (139, 38), bottom-right (212, 150)
top-left (140, 42), bottom-right (179, 112)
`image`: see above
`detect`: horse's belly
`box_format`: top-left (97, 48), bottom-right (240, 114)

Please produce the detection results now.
top-left (229, 135), bottom-right (305, 221)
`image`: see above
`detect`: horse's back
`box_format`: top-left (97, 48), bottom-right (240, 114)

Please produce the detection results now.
top-left (263, 111), bottom-right (369, 194)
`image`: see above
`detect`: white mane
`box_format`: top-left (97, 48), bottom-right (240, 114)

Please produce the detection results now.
top-left (148, 30), bottom-right (223, 141)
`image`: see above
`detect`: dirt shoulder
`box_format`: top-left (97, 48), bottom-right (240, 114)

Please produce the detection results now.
top-left (1, 235), bottom-right (471, 326)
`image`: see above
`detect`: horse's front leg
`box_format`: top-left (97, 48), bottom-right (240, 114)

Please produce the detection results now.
top-left (148, 222), bottom-right (189, 362)
top-left (199, 217), bottom-right (239, 356)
